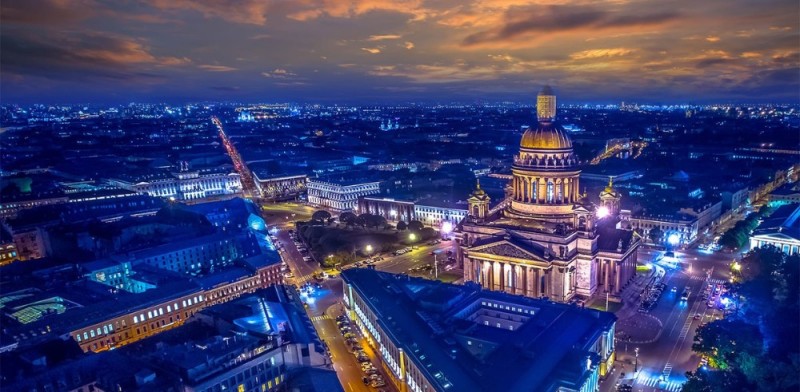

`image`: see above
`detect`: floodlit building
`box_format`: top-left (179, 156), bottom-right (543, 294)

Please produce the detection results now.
top-left (342, 268), bottom-right (616, 392)
top-left (457, 87), bottom-right (639, 303)
top-left (111, 168), bottom-right (242, 202)
top-left (749, 203), bottom-right (800, 255)
top-left (307, 173), bottom-right (381, 211)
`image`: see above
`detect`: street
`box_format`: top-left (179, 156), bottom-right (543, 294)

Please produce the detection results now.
top-left (602, 246), bottom-right (734, 392)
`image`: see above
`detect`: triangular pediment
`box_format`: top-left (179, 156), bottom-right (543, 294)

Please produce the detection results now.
top-left (469, 239), bottom-right (549, 261)
top-left (752, 232), bottom-right (800, 241)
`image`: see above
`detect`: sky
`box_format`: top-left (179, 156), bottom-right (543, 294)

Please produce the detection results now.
top-left (1, 0), bottom-right (799, 104)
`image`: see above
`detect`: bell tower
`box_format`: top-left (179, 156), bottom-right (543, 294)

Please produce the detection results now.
top-left (599, 178), bottom-right (621, 215)
top-left (467, 179), bottom-right (491, 221)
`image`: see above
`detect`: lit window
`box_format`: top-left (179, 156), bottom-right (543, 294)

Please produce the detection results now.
top-left (167, 305), bottom-right (171, 312)
top-left (134, 316), bottom-right (139, 323)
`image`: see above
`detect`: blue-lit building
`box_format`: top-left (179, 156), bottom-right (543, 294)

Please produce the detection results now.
top-left (342, 269), bottom-right (616, 392)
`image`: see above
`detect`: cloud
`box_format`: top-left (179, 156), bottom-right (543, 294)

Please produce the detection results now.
top-left (404, 41), bottom-right (415, 49)
top-left (705, 36), bottom-right (721, 42)
top-left (262, 68), bottom-right (298, 78)
top-left (368, 34), bottom-right (402, 41)
top-left (461, 5), bottom-right (679, 47)
top-left (147, 0), bottom-right (270, 25)
top-left (361, 47), bottom-right (382, 54)
top-left (570, 48), bottom-right (635, 60)
top-left (198, 64), bottom-right (237, 72)
top-left (1, 0), bottom-right (96, 25)
top-left (289, 0), bottom-right (431, 22)
top-left (0, 30), bottom-right (185, 80)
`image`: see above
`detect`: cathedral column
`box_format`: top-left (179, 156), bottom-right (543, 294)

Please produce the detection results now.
top-left (526, 177), bottom-right (533, 203)
top-left (537, 178), bottom-right (545, 203)
top-left (516, 266), bottom-right (525, 296)
top-left (532, 268), bottom-right (540, 296)
top-left (565, 178), bottom-right (571, 203)
top-left (498, 262), bottom-right (505, 292)
top-left (615, 260), bottom-right (621, 295)
top-left (525, 266), bottom-right (534, 297)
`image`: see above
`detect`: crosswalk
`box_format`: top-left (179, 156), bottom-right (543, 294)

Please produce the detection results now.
top-left (688, 276), bottom-right (727, 285)
top-left (635, 374), bottom-right (683, 392)
top-left (310, 315), bottom-right (332, 322)
top-left (678, 316), bottom-right (693, 340)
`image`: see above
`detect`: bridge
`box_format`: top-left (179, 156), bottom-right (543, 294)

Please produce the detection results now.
top-left (590, 138), bottom-right (648, 165)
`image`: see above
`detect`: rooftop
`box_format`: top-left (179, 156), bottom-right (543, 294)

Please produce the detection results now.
top-left (342, 269), bottom-right (615, 392)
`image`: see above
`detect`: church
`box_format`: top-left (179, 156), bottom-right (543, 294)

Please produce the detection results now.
top-left (456, 87), bottom-right (639, 303)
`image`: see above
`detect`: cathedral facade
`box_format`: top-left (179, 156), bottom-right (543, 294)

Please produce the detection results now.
top-left (456, 87), bottom-right (639, 303)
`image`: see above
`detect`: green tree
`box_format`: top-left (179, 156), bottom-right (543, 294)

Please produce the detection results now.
top-left (408, 220), bottom-right (424, 232)
top-left (648, 227), bottom-right (663, 244)
top-left (396, 221), bottom-right (407, 231)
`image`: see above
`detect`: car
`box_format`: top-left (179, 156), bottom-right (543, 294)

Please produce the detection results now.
top-left (362, 377), bottom-right (370, 385)
top-left (369, 374), bottom-right (382, 380)
top-left (693, 314), bottom-right (702, 320)
top-left (671, 286), bottom-right (678, 293)
top-left (358, 356), bottom-right (370, 363)
top-left (365, 368), bottom-right (378, 375)
top-left (370, 380), bottom-right (386, 388)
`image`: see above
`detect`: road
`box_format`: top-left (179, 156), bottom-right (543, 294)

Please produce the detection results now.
top-left (212, 116), bottom-right (258, 199)
top-left (603, 246), bottom-right (734, 392)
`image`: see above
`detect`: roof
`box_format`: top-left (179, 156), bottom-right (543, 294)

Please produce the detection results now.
top-left (751, 203), bottom-right (800, 242)
top-left (520, 122), bottom-right (573, 150)
top-left (341, 269), bottom-right (615, 392)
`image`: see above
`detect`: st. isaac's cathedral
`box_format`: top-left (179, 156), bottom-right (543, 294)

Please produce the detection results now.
top-left (456, 86), bottom-right (639, 303)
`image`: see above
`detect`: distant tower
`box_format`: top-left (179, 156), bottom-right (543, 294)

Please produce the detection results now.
top-left (599, 178), bottom-right (621, 215)
top-left (467, 179), bottom-right (491, 221)
top-left (537, 85), bottom-right (557, 123)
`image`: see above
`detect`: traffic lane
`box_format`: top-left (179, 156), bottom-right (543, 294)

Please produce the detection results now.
top-left (375, 241), bottom-right (456, 274)
top-left (317, 313), bottom-right (373, 392)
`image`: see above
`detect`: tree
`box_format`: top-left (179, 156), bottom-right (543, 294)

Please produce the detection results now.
top-left (408, 220), bottom-right (424, 232)
top-left (648, 227), bottom-right (663, 244)
top-left (311, 210), bottom-right (331, 223)
top-left (366, 214), bottom-right (386, 229)
top-left (396, 221), bottom-right (407, 231)
top-left (339, 212), bottom-right (357, 227)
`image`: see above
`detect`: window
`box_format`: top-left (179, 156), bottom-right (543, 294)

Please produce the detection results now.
top-left (134, 316), bottom-right (139, 323)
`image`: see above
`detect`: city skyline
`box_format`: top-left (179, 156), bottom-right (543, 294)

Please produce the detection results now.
top-left (2, 0), bottom-right (799, 104)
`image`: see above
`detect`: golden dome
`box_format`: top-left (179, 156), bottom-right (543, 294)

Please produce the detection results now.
top-left (520, 123), bottom-right (573, 150)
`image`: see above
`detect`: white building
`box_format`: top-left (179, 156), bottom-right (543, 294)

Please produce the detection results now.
top-left (307, 176), bottom-right (381, 211)
top-left (750, 203), bottom-right (800, 255)
top-left (111, 170), bottom-right (242, 202)
top-left (414, 200), bottom-right (468, 227)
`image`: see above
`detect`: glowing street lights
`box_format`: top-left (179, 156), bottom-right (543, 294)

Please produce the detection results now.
top-left (365, 244), bottom-right (373, 254)
top-left (667, 233), bottom-right (680, 247)
top-left (596, 206), bottom-right (610, 219)
top-left (409, 233), bottom-right (417, 242)
top-left (441, 221), bottom-right (453, 240)
top-left (389, 210), bottom-right (397, 219)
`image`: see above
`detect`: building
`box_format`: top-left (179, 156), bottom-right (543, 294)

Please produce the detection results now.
top-left (357, 197), bottom-right (416, 222)
top-left (749, 203), bottom-right (800, 255)
top-left (770, 182), bottom-right (800, 205)
top-left (415, 199), bottom-right (468, 227)
top-left (1, 286), bottom-right (338, 392)
top-left (254, 172), bottom-right (307, 201)
top-left (456, 87), bottom-right (639, 303)
top-left (111, 168), bottom-right (242, 202)
top-left (342, 268), bottom-right (616, 392)
top-left (307, 173), bottom-right (381, 211)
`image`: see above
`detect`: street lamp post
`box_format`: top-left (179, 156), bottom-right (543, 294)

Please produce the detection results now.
top-left (365, 244), bottom-right (373, 255)
top-left (634, 347), bottom-right (640, 373)
top-left (409, 233), bottom-right (417, 242)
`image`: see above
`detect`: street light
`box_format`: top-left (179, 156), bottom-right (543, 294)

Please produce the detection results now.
top-left (365, 244), bottom-right (373, 254)
top-left (596, 206), bottom-right (610, 218)
top-left (441, 221), bottom-right (453, 238)
top-left (409, 233), bottom-right (417, 242)
top-left (667, 233), bottom-right (680, 247)
top-left (389, 210), bottom-right (397, 218)
top-left (732, 261), bottom-right (741, 271)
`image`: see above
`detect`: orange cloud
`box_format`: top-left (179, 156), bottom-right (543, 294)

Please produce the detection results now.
top-left (198, 64), bottom-right (237, 72)
top-left (570, 48), bottom-right (635, 60)
top-left (361, 47), bottom-right (382, 54)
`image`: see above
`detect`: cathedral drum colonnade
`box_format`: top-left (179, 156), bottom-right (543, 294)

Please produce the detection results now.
top-left (457, 86), bottom-right (639, 304)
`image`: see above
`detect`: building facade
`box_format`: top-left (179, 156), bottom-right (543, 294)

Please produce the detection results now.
top-left (457, 87), bottom-right (639, 303)
top-left (307, 177), bottom-right (381, 211)
top-left (112, 170), bottom-right (242, 202)
top-left (253, 172), bottom-right (308, 201)
top-left (357, 197), bottom-right (415, 222)
top-left (414, 201), bottom-right (468, 227)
